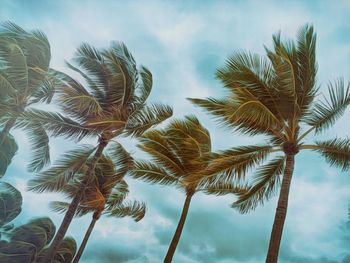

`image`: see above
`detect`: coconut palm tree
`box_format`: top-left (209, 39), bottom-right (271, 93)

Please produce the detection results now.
top-left (189, 24), bottom-right (350, 262)
top-left (0, 217), bottom-right (77, 263)
top-left (0, 22), bottom-right (55, 173)
top-left (18, 41), bottom-right (172, 262)
top-left (130, 115), bottom-right (242, 263)
top-left (31, 147), bottom-right (145, 262)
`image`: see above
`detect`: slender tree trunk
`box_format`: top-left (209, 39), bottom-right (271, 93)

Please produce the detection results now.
top-left (73, 211), bottom-right (101, 263)
top-left (0, 118), bottom-right (16, 145)
top-left (265, 154), bottom-right (295, 263)
top-left (41, 137), bottom-right (109, 263)
top-left (164, 192), bottom-right (193, 263)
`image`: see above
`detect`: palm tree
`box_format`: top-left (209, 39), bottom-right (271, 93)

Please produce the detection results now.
top-left (0, 22), bottom-right (55, 173)
top-left (20, 41), bottom-right (172, 262)
top-left (0, 217), bottom-right (77, 263)
top-left (31, 148), bottom-right (145, 262)
top-left (130, 115), bottom-right (242, 263)
top-left (189, 24), bottom-right (350, 262)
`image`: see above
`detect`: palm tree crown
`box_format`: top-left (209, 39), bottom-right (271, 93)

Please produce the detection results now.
top-left (0, 22), bottom-right (55, 172)
top-left (131, 115), bottom-right (241, 262)
top-left (22, 41), bottom-right (171, 262)
top-left (189, 24), bottom-right (350, 262)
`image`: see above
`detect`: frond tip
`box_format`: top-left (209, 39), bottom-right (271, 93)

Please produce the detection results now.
top-left (108, 201), bottom-right (146, 222)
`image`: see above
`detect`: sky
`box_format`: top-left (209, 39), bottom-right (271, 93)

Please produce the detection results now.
top-left (1, 0), bottom-right (350, 262)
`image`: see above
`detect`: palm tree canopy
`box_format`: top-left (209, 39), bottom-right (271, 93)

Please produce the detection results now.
top-left (0, 21), bottom-right (52, 106)
top-left (0, 22), bottom-right (55, 172)
top-left (0, 217), bottom-right (76, 263)
top-left (29, 143), bottom-right (145, 221)
top-left (11, 41), bottom-right (172, 142)
top-left (131, 115), bottom-right (242, 195)
top-left (189, 24), bottom-right (350, 212)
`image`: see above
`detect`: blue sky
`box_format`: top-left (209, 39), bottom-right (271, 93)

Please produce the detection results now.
top-left (2, 0), bottom-right (350, 262)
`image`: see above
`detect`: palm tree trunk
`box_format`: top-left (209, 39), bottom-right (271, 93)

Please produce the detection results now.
top-left (73, 211), bottom-right (101, 263)
top-left (0, 118), bottom-right (16, 145)
top-left (164, 192), bottom-right (193, 263)
top-left (41, 137), bottom-right (109, 263)
top-left (265, 154), bottom-right (295, 263)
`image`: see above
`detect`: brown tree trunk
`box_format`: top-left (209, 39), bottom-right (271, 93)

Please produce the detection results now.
top-left (265, 154), bottom-right (295, 263)
top-left (73, 211), bottom-right (101, 263)
top-left (41, 137), bottom-right (109, 263)
top-left (163, 192), bottom-right (193, 263)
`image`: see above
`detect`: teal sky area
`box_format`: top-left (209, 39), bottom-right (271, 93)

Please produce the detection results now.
top-left (1, 0), bottom-right (350, 262)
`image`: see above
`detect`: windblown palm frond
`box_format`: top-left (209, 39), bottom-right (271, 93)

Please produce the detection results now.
top-left (201, 181), bottom-right (247, 196)
top-left (130, 160), bottom-right (180, 186)
top-left (109, 201), bottom-right (146, 222)
top-left (27, 145), bottom-right (96, 193)
top-left (233, 156), bottom-right (285, 213)
top-left (311, 138), bottom-right (350, 171)
top-left (303, 79), bottom-right (350, 133)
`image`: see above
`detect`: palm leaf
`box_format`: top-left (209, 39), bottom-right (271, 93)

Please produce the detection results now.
top-left (26, 124), bottom-right (50, 172)
top-left (129, 160), bottom-right (180, 186)
top-left (304, 79), bottom-right (350, 133)
top-left (27, 145), bottom-right (95, 193)
top-left (202, 181), bottom-right (247, 196)
top-left (108, 201), bottom-right (146, 222)
top-left (310, 138), bottom-right (350, 171)
top-left (233, 156), bottom-right (285, 213)
top-left (13, 109), bottom-right (97, 140)
top-left (124, 104), bottom-right (173, 137)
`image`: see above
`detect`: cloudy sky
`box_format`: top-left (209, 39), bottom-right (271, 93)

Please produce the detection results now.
top-left (2, 0), bottom-right (350, 262)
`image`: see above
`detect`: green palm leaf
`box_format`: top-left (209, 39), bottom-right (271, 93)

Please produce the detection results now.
top-left (233, 156), bottom-right (285, 213)
top-left (312, 138), bottom-right (350, 171)
top-left (304, 79), bottom-right (350, 133)
top-left (125, 104), bottom-right (173, 137)
top-left (109, 201), bottom-right (146, 222)
top-left (27, 145), bottom-right (96, 193)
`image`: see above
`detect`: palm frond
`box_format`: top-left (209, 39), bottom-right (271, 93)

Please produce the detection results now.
top-left (304, 79), bottom-right (350, 133)
top-left (188, 97), bottom-right (282, 137)
top-left (106, 180), bottom-right (129, 210)
top-left (106, 141), bottom-right (133, 178)
top-left (26, 124), bottom-right (50, 172)
top-left (13, 109), bottom-right (97, 141)
top-left (29, 68), bottom-right (58, 104)
top-left (311, 138), bottom-right (350, 171)
top-left (201, 181), bottom-right (247, 196)
top-left (295, 24), bottom-right (318, 117)
top-left (136, 66), bottom-right (152, 105)
top-left (27, 145), bottom-right (95, 193)
top-left (108, 201), bottom-right (146, 222)
top-left (49, 201), bottom-right (92, 218)
top-left (201, 145), bottom-right (274, 184)
top-left (129, 160), bottom-right (180, 186)
top-left (137, 130), bottom-right (185, 177)
top-left (233, 156), bottom-right (285, 213)
top-left (124, 104), bottom-right (173, 137)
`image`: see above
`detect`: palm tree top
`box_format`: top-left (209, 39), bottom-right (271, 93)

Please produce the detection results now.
top-left (188, 24), bottom-right (350, 212)
top-left (0, 21), bottom-right (52, 105)
top-left (131, 115), bottom-right (243, 195)
top-left (47, 41), bottom-right (173, 140)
